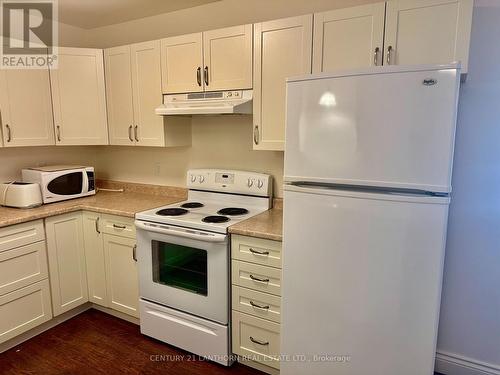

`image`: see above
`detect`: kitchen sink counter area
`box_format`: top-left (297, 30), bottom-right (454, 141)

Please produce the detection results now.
top-left (228, 207), bottom-right (283, 241)
top-left (0, 189), bottom-right (186, 228)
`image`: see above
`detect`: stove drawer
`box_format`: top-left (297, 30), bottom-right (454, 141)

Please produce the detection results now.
top-left (232, 260), bottom-right (281, 296)
top-left (232, 286), bottom-right (281, 323)
top-left (232, 311), bottom-right (280, 369)
top-left (101, 214), bottom-right (136, 239)
top-left (231, 235), bottom-right (282, 269)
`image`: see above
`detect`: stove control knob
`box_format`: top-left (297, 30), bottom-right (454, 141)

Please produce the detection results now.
top-left (257, 179), bottom-right (264, 189)
top-left (190, 175), bottom-right (196, 183)
top-left (199, 175), bottom-right (205, 183)
top-left (247, 178), bottom-right (253, 187)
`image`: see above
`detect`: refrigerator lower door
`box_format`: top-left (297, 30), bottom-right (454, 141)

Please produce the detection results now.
top-left (284, 65), bottom-right (460, 193)
top-left (281, 185), bottom-right (449, 375)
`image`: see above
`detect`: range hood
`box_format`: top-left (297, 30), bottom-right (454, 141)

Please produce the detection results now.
top-left (156, 90), bottom-right (253, 115)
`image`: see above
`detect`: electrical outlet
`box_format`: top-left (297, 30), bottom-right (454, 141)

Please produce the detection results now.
top-left (154, 163), bottom-right (161, 176)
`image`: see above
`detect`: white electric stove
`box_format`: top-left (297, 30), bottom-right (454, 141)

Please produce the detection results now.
top-left (135, 169), bottom-right (272, 366)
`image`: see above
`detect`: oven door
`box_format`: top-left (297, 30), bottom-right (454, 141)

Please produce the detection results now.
top-left (135, 220), bottom-right (229, 325)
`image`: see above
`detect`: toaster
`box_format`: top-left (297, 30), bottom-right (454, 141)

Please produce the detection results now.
top-left (0, 182), bottom-right (43, 208)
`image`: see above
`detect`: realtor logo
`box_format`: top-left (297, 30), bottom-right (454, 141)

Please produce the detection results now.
top-left (1, 0), bottom-right (58, 68)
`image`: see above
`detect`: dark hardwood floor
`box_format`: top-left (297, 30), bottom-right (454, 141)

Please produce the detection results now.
top-left (0, 309), bottom-right (263, 375)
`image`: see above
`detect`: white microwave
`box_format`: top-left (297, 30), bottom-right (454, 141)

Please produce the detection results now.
top-left (22, 165), bottom-right (96, 204)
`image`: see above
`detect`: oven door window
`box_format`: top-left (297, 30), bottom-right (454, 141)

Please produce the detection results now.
top-left (152, 241), bottom-right (208, 296)
top-left (47, 172), bottom-right (83, 195)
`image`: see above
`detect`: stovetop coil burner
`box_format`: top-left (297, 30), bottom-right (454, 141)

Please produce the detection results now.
top-left (217, 207), bottom-right (249, 216)
top-left (156, 208), bottom-right (189, 216)
top-left (181, 202), bottom-right (204, 209)
top-left (202, 215), bottom-right (230, 223)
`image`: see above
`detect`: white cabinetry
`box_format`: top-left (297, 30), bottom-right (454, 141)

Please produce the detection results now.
top-left (161, 25), bottom-right (252, 94)
top-left (105, 41), bottom-right (191, 147)
top-left (0, 69), bottom-right (55, 147)
top-left (50, 47), bottom-right (108, 145)
top-left (45, 212), bottom-right (89, 316)
top-left (253, 15), bottom-right (313, 151)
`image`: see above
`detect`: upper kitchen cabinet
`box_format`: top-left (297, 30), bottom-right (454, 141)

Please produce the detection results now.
top-left (384, 0), bottom-right (473, 72)
top-left (161, 25), bottom-right (252, 94)
top-left (105, 41), bottom-right (191, 147)
top-left (313, 3), bottom-right (386, 72)
top-left (50, 47), bottom-right (109, 145)
top-left (0, 69), bottom-right (55, 147)
top-left (203, 24), bottom-right (253, 91)
top-left (253, 15), bottom-right (313, 151)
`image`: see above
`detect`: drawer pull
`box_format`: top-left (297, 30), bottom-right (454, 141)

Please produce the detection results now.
top-left (112, 224), bottom-right (127, 229)
top-left (249, 274), bottom-right (269, 283)
top-left (250, 336), bottom-right (269, 346)
top-left (249, 248), bottom-right (269, 256)
top-left (249, 300), bottom-right (270, 310)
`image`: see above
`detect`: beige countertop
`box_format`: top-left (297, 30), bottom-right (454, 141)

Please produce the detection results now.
top-left (0, 191), bottom-right (185, 228)
top-left (229, 208), bottom-right (283, 242)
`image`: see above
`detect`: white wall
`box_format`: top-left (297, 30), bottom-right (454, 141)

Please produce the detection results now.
top-left (436, 3), bottom-right (500, 374)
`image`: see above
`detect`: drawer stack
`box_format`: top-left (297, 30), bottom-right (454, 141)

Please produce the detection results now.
top-left (0, 220), bottom-right (52, 344)
top-left (231, 234), bottom-right (282, 371)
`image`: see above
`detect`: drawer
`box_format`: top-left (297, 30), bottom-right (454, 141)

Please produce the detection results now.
top-left (0, 220), bottom-right (45, 252)
top-left (232, 286), bottom-right (281, 323)
top-left (232, 260), bottom-right (281, 296)
top-left (0, 279), bottom-right (52, 344)
top-left (231, 235), bottom-right (282, 269)
top-left (0, 241), bottom-right (48, 296)
top-left (101, 214), bottom-right (135, 239)
top-left (232, 311), bottom-right (280, 370)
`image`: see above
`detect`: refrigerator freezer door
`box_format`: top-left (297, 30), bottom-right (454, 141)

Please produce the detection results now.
top-left (284, 66), bottom-right (460, 193)
top-left (281, 185), bottom-right (449, 375)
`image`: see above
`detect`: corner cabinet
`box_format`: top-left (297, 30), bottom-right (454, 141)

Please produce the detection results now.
top-left (0, 69), bottom-right (55, 147)
top-left (253, 15), bottom-right (313, 151)
top-left (50, 47), bottom-right (109, 145)
top-left (161, 25), bottom-right (253, 94)
top-left (45, 212), bottom-right (89, 316)
top-left (105, 41), bottom-right (191, 147)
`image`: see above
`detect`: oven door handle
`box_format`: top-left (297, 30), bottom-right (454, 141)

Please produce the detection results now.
top-left (135, 220), bottom-right (227, 242)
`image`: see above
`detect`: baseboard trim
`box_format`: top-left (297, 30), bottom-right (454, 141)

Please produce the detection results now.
top-left (91, 304), bottom-right (139, 325)
top-left (436, 351), bottom-right (500, 375)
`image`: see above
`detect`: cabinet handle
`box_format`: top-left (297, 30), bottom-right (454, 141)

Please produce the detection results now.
top-left (250, 336), bottom-right (269, 346)
top-left (249, 248), bottom-right (269, 256)
top-left (253, 125), bottom-right (259, 145)
top-left (196, 67), bottom-right (202, 87)
top-left (5, 124), bottom-right (11, 142)
top-left (128, 125), bottom-right (133, 142)
top-left (374, 47), bottom-right (380, 66)
top-left (134, 125), bottom-right (139, 142)
top-left (249, 274), bottom-right (269, 283)
top-left (56, 125), bottom-right (61, 142)
top-left (113, 223), bottom-right (126, 229)
top-left (204, 66), bottom-right (209, 86)
top-left (133, 244), bottom-right (137, 262)
top-left (95, 217), bottom-right (100, 234)
top-left (249, 300), bottom-right (270, 310)
top-left (386, 45), bottom-right (394, 65)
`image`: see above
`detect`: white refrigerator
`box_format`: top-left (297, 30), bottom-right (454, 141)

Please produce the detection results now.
top-left (281, 64), bottom-right (460, 375)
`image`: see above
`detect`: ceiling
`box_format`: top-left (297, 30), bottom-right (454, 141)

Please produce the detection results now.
top-left (58, 0), bottom-right (221, 29)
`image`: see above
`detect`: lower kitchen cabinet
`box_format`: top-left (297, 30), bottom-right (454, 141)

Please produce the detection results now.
top-left (103, 234), bottom-right (139, 318)
top-left (45, 212), bottom-right (89, 316)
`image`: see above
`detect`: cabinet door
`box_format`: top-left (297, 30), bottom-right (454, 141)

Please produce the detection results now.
top-left (82, 212), bottom-right (108, 307)
top-left (131, 40), bottom-right (165, 146)
top-left (103, 234), bottom-right (139, 318)
top-left (161, 33), bottom-right (203, 94)
top-left (384, 0), bottom-right (473, 72)
top-left (45, 212), bottom-right (88, 316)
top-left (50, 47), bottom-right (109, 145)
top-left (105, 46), bottom-right (135, 146)
top-left (253, 15), bottom-right (313, 151)
top-left (0, 69), bottom-right (55, 147)
top-left (313, 3), bottom-right (386, 72)
top-left (203, 24), bottom-right (253, 91)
